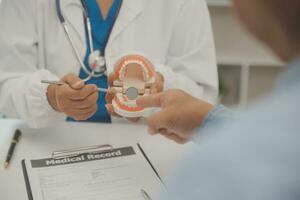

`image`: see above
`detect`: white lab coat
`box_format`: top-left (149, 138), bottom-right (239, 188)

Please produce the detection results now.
top-left (0, 0), bottom-right (218, 128)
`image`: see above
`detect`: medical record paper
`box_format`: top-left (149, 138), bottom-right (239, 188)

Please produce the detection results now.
top-left (22, 144), bottom-right (164, 200)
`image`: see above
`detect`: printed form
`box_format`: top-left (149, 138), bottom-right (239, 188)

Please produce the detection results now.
top-left (23, 145), bottom-right (164, 200)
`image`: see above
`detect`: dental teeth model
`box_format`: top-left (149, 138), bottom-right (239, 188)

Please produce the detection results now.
top-left (111, 55), bottom-right (156, 118)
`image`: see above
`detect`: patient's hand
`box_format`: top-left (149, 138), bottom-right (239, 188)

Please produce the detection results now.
top-left (105, 72), bottom-right (164, 122)
top-left (47, 74), bottom-right (99, 120)
top-left (136, 90), bottom-right (214, 144)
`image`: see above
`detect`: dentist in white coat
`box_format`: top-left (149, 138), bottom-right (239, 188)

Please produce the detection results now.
top-left (0, 0), bottom-right (218, 128)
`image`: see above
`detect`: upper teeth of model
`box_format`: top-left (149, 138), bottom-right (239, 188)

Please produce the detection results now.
top-left (120, 60), bottom-right (149, 80)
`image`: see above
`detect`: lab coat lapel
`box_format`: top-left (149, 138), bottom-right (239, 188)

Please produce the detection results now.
top-left (61, 0), bottom-right (86, 50)
top-left (108, 0), bottom-right (146, 45)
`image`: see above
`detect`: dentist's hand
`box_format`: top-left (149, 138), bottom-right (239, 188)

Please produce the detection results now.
top-left (47, 74), bottom-right (99, 120)
top-left (136, 90), bottom-right (214, 144)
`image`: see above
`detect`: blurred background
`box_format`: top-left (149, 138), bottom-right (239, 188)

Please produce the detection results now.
top-left (207, 0), bottom-right (284, 108)
top-left (0, 0), bottom-right (285, 110)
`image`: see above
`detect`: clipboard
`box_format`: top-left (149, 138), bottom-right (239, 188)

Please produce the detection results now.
top-left (22, 143), bottom-right (163, 200)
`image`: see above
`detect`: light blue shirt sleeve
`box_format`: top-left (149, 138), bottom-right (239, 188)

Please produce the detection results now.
top-left (191, 105), bottom-right (235, 145)
top-left (200, 105), bottom-right (234, 130)
top-left (158, 84), bottom-right (300, 200)
top-left (157, 60), bottom-right (300, 200)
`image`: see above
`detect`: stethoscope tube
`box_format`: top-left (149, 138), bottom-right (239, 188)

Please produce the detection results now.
top-left (55, 0), bottom-right (123, 81)
top-left (55, 0), bottom-right (65, 24)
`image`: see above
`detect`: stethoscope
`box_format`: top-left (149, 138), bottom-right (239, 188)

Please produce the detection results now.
top-left (55, 0), bottom-right (123, 82)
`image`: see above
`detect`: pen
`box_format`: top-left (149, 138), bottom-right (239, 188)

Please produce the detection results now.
top-left (141, 189), bottom-right (153, 200)
top-left (4, 129), bottom-right (22, 169)
top-left (41, 80), bottom-right (109, 93)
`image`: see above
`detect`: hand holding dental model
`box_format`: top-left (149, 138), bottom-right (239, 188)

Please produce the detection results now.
top-left (106, 55), bottom-right (164, 119)
top-left (47, 74), bottom-right (99, 121)
top-left (44, 55), bottom-right (163, 121)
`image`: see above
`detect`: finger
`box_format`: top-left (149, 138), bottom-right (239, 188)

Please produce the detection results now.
top-left (61, 74), bottom-right (84, 90)
top-left (67, 104), bottom-right (98, 115)
top-left (156, 72), bottom-right (165, 82)
top-left (156, 82), bottom-right (164, 92)
top-left (136, 92), bottom-right (164, 108)
top-left (105, 104), bottom-right (122, 118)
top-left (105, 89), bottom-right (116, 104)
top-left (163, 133), bottom-right (187, 144)
top-left (147, 127), bottom-right (158, 135)
top-left (78, 92), bottom-right (99, 108)
top-left (58, 99), bottom-right (90, 110)
top-left (146, 111), bottom-right (169, 135)
top-left (59, 92), bottom-right (98, 110)
top-left (156, 116), bottom-right (189, 144)
top-left (158, 128), bottom-right (172, 136)
top-left (65, 84), bottom-right (98, 100)
top-left (108, 73), bottom-right (117, 86)
top-left (159, 129), bottom-right (185, 143)
top-left (150, 87), bottom-right (158, 94)
top-left (150, 76), bottom-right (163, 94)
top-left (150, 83), bottom-right (163, 94)
top-left (155, 72), bottom-right (164, 92)
top-left (67, 104), bottom-right (98, 120)
top-left (159, 130), bottom-right (175, 140)
top-left (171, 134), bottom-right (187, 144)
top-left (71, 110), bottom-right (96, 121)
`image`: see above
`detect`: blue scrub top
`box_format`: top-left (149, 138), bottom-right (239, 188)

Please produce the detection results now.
top-left (68, 0), bottom-right (122, 123)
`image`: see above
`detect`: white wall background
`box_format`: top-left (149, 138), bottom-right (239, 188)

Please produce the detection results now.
top-left (208, 5), bottom-right (284, 107)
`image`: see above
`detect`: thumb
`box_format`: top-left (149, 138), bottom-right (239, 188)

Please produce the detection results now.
top-left (62, 74), bottom-right (84, 90)
top-left (108, 73), bottom-right (117, 86)
top-left (136, 92), bottom-right (164, 108)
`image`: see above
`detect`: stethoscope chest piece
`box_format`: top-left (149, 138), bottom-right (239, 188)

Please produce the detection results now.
top-left (88, 50), bottom-right (106, 74)
top-left (56, 0), bottom-right (123, 81)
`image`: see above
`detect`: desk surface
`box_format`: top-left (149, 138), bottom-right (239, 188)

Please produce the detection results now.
top-left (0, 119), bottom-right (193, 199)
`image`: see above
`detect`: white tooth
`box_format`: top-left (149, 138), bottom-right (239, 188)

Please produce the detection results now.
top-left (124, 101), bottom-right (131, 107)
top-left (127, 102), bottom-right (135, 107)
top-left (120, 99), bottom-right (126, 106)
top-left (141, 65), bottom-right (147, 72)
top-left (120, 74), bottom-right (124, 79)
top-left (141, 65), bottom-right (149, 80)
top-left (119, 65), bottom-right (126, 79)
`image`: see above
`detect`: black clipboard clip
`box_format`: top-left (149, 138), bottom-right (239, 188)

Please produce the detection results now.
top-left (51, 144), bottom-right (114, 159)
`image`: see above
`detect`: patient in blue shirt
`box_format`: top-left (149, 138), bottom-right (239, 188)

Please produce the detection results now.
top-left (136, 0), bottom-right (300, 199)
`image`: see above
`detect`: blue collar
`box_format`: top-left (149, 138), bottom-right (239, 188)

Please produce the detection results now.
top-left (85, 0), bottom-right (122, 46)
